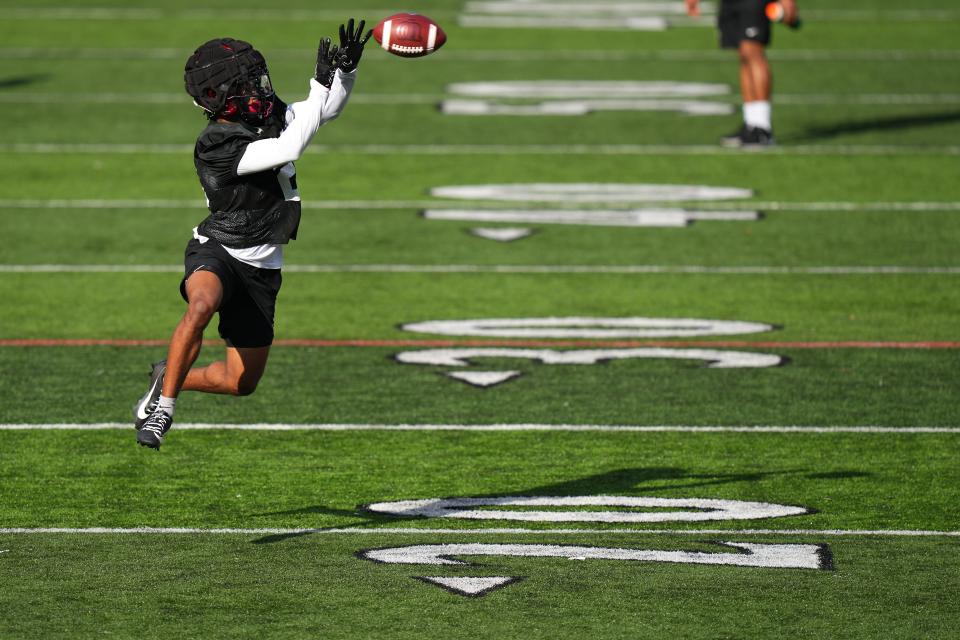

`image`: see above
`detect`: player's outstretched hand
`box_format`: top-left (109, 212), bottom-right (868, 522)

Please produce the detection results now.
top-left (315, 37), bottom-right (340, 88)
top-left (336, 18), bottom-right (372, 72)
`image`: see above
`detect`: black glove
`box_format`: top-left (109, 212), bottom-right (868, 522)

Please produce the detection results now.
top-left (336, 18), bottom-right (372, 73)
top-left (314, 37), bottom-right (339, 88)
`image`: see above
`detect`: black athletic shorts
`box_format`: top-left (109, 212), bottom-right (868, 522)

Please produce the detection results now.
top-left (718, 0), bottom-right (771, 48)
top-left (180, 238), bottom-right (282, 348)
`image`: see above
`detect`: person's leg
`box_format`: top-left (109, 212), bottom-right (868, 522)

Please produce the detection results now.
top-left (738, 39), bottom-right (771, 104)
top-left (161, 270), bottom-right (224, 399)
top-left (180, 261), bottom-right (280, 396)
top-left (738, 40), bottom-right (774, 144)
top-left (181, 345), bottom-right (271, 396)
top-left (136, 270), bottom-right (224, 449)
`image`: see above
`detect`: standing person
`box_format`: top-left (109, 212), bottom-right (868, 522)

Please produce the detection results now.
top-left (685, 0), bottom-right (798, 147)
top-left (132, 20), bottom-right (372, 450)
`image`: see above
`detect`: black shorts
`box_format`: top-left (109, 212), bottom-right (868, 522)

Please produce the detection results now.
top-left (718, 0), bottom-right (771, 48)
top-left (180, 238), bottom-right (282, 348)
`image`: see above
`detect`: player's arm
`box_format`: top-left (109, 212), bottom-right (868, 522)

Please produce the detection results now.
top-left (780, 0), bottom-right (799, 25)
top-left (685, 0), bottom-right (700, 17)
top-left (236, 22), bottom-right (367, 176)
top-left (235, 77), bottom-right (338, 175)
top-left (319, 18), bottom-right (370, 121)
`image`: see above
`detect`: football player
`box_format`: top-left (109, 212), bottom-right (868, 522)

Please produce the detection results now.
top-left (132, 20), bottom-right (372, 449)
top-left (686, 0), bottom-right (798, 147)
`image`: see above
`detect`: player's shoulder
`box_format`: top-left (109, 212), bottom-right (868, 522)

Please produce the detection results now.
top-left (194, 122), bottom-right (260, 167)
top-left (195, 121), bottom-right (259, 153)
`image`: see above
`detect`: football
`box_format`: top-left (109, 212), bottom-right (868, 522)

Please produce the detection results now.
top-left (373, 13), bottom-right (446, 58)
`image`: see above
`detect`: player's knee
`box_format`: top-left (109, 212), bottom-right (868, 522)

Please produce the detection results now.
top-left (233, 375), bottom-right (260, 397)
top-left (185, 297), bottom-right (217, 325)
top-left (739, 42), bottom-right (766, 63)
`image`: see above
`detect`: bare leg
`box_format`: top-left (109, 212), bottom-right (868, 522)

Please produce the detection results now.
top-left (161, 270), bottom-right (223, 398)
top-left (160, 269), bottom-right (272, 399)
top-left (738, 40), bottom-right (771, 103)
top-left (182, 345), bottom-right (271, 396)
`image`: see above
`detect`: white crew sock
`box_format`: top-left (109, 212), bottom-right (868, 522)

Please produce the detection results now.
top-left (157, 395), bottom-right (176, 417)
top-left (743, 100), bottom-right (772, 131)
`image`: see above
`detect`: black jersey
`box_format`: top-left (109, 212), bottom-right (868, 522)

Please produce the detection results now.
top-left (193, 101), bottom-right (300, 249)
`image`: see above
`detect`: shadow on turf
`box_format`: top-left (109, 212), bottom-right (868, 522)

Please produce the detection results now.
top-left (247, 467), bottom-right (870, 544)
top-left (0, 74), bottom-right (50, 90)
top-left (494, 467), bottom-right (870, 495)
top-left (248, 505), bottom-right (399, 544)
top-left (789, 110), bottom-right (960, 142)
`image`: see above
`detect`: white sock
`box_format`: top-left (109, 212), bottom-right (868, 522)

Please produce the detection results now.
top-left (157, 395), bottom-right (176, 417)
top-left (743, 100), bottom-right (772, 131)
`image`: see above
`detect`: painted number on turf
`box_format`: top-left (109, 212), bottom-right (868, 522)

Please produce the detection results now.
top-left (364, 496), bottom-right (811, 523)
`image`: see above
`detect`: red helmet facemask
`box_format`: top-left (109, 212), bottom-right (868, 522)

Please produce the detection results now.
top-left (221, 71), bottom-right (275, 125)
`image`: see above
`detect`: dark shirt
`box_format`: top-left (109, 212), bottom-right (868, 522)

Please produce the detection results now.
top-left (193, 99), bottom-right (300, 248)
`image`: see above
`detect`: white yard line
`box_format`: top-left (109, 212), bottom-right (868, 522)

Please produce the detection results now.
top-left (1, 265), bottom-right (958, 275)
top-left (2, 143), bottom-right (959, 156)
top-left (1, 423), bottom-right (957, 433)
top-left (2, 199), bottom-right (960, 212)
top-left (0, 527), bottom-right (956, 537)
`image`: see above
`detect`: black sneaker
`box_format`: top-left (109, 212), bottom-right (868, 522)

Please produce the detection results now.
top-left (739, 126), bottom-right (775, 148)
top-left (133, 360), bottom-right (166, 430)
top-left (137, 409), bottom-right (173, 450)
top-left (721, 124), bottom-right (748, 147)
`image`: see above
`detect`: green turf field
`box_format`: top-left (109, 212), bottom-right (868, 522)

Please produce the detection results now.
top-left (1, 0), bottom-right (959, 637)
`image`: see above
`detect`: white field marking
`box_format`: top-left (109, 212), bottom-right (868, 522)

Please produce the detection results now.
top-left (425, 208), bottom-right (759, 226)
top-left (2, 265), bottom-right (960, 275)
top-left (447, 371), bottom-right (522, 388)
top-left (395, 348), bottom-right (783, 369)
top-left (0, 527), bottom-right (957, 537)
top-left (441, 99), bottom-right (733, 116)
top-left (443, 80), bottom-right (735, 117)
top-left (2, 143), bottom-right (960, 156)
top-left (360, 542), bottom-right (827, 569)
top-left (1, 424), bottom-right (958, 433)
top-left (417, 576), bottom-right (519, 597)
top-left (2, 199), bottom-right (960, 212)
top-left (465, 1), bottom-right (702, 15)
top-left (401, 318), bottom-right (775, 339)
top-left (2, 48), bottom-right (959, 62)
top-left (466, 16), bottom-right (672, 30)
top-left (364, 497), bottom-right (810, 523)
top-left (448, 81), bottom-right (730, 98)
top-left (469, 228), bottom-right (534, 242)
top-left (432, 183), bottom-right (752, 202)
top-left (5, 93), bottom-right (960, 107)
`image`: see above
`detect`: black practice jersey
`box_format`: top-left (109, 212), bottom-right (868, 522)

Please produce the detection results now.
top-left (193, 101), bottom-right (300, 249)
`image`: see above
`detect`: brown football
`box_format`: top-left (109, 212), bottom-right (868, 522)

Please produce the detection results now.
top-left (373, 13), bottom-right (447, 58)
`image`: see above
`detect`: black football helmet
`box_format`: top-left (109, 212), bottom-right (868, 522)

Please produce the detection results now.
top-left (184, 38), bottom-right (275, 125)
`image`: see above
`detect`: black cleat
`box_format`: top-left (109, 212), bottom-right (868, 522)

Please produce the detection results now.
top-left (739, 126), bottom-right (775, 148)
top-left (721, 124), bottom-right (748, 147)
top-left (133, 360), bottom-right (166, 431)
top-left (137, 409), bottom-right (173, 450)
